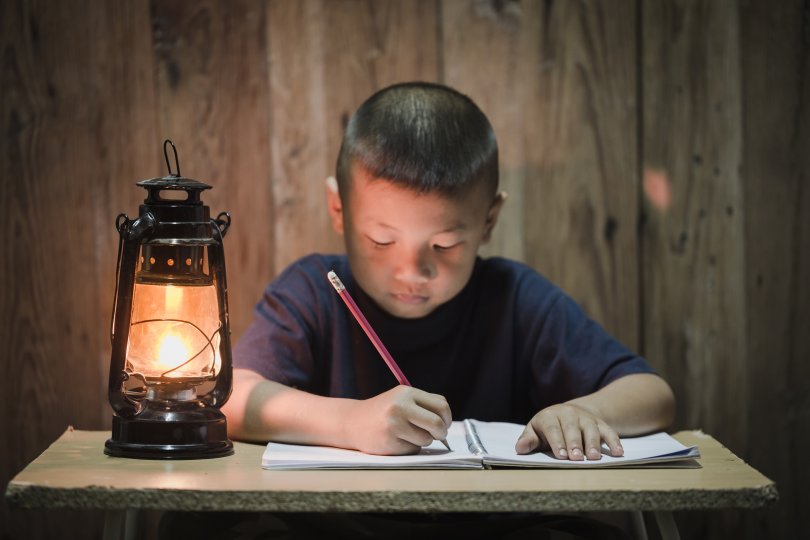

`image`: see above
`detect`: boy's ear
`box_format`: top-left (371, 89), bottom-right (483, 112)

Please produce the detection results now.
top-left (482, 191), bottom-right (507, 243)
top-left (325, 176), bottom-right (344, 235)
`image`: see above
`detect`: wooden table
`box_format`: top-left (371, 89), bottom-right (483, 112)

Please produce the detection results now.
top-left (5, 429), bottom-right (777, 540)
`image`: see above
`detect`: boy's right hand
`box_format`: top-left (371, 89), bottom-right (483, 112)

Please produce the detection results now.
top-left (346, 385), bottom-right (452, 455)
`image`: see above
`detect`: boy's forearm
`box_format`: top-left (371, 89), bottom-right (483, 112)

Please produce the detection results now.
top-left (566, 373), bottom-right (676, 436)
top-left (222, 368), bottom-right (356, 446)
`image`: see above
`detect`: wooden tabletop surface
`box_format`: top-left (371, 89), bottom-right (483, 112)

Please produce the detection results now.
top-left (5, 429), bottom-right (777, 513)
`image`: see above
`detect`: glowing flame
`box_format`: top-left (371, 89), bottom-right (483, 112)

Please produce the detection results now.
top-left (164, 285), bottom-right (184, 314)
top-left (157, 334), bottom-right (190, 376)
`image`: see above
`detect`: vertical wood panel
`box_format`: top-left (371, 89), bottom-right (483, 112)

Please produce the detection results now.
top-left (740, 0), bottom-right (810, 538)
top-left (442, 0), bottom-right (536, 264)
top-left (0, 0), bottom-right (157, 538)
top-left (268, 0), bottom-right (439, 273)
top-left (642, 0), bottom-right (748, 535)
top-left (150, 0), bottom-right (273, 340)
top-left (444, 0), bottom-right (640, 347)
top-left (533, 0), bottom-right (640, 348)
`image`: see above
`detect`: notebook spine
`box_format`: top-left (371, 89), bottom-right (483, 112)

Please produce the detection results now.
top-left (464, 419), bottom-right (487, 456)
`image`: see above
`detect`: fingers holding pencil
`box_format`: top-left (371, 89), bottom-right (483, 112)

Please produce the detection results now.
top-left (413, 389), bottom-right (453, 451)
top-left (328, 270), bottom-right (453, 452)
top-left (350, 386), bottom-right (452, 455)
top-left (374, 386), bottom-right (454, 453)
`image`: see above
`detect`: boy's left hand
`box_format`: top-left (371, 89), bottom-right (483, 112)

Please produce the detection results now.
top-left (514, 403), bottom-right (624, 461)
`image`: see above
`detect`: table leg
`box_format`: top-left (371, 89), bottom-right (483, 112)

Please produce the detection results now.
top-left (653, 511), bottom-right (681, 540)
top-left (103, 510), bottom-right (124, 540)
top-left (630, 511), bottom-right (649, 540)
top-left (123, 509), bottom-right (138, 540)
top-left (103, 509), bottom-right (138, 540)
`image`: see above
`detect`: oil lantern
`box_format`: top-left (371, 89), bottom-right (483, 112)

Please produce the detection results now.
top-left (105, 140), bottom-right (234, 459)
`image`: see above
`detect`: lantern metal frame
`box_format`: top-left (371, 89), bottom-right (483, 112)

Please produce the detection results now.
top-left (105, 140), bottom-right (234, 459)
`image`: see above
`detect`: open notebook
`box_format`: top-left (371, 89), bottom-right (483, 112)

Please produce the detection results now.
top-left (261, 419), bottom-right (700, 470)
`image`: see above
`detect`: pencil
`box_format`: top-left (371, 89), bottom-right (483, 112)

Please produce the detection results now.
top-left (327, 270), bottom-right (452, 452)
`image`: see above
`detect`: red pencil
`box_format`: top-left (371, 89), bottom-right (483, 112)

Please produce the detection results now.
top-left (327, 270), bottom-right (451, 451)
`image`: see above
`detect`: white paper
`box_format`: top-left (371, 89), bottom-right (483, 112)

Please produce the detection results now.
top-left (261, 420), bottom-right (699, 470)
top-left (469, 420), bottom-right (700, 468)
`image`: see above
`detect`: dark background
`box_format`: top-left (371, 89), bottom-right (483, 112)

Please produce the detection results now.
top-left (1, 0), bottom-right (807, 538)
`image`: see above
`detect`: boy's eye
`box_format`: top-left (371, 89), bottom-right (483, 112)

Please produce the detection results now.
top-left (433, 242), bottom-right (461, 252)
top-left (368, 237), bottom-right (393, 248)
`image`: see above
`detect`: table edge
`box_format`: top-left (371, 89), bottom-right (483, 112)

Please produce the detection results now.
top-left (4, 429), bottom-right (780, 513)
top-left (5, 482), bottom-right (779, 513)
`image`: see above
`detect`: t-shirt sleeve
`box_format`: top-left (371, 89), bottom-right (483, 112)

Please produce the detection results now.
top-left (517, 273), bottom-right (656, 405)
top-left (233, 261), bottom-right (324, 388)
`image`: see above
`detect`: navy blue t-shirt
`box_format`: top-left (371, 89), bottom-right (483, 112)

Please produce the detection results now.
top-left (234, 254), bottom-right (654, 424)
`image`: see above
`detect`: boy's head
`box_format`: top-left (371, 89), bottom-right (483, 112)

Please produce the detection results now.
top-left (335, 81), bottom-right (498, 199)
top-left (328, 82), bottom-right (506, 319)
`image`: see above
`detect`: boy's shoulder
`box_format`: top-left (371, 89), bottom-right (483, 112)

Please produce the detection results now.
top-left (269, 253), bottom-right (349, 291)
top-left (476, 256), bottom-right (558, 291)
top-left (474, 256), bottom-right (565, 313)
top-left (282, 252), bottom-right (346, 273)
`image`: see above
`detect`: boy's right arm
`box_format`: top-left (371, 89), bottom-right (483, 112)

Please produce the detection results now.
top-left (222, 368), bottom-right (452, 455)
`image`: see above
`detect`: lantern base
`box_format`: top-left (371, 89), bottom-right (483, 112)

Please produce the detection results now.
top-left (105, 400), bottom-right (233, 460)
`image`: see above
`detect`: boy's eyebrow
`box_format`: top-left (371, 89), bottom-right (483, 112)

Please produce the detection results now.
top-left (371, 221), bottom-right (468, 234)
top-left (437, 224), bottom-right (468, 233)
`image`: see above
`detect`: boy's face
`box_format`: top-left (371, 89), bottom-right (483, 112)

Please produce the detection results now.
top-left (328, 165), bottom-right (504, 319)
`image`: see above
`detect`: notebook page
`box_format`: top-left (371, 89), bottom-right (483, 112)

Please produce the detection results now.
top-left (261, 421), bottom-right (481, 469)
top-left (470, 420), bottom-right (700, 468)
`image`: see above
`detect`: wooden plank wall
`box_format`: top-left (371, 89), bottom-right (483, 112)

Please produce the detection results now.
top-left (1, 1), bottom-right (806, 538)
top-left (738, 0), bottom-right (809, 536)
top-left (642, 1), bottom-right (749, 535)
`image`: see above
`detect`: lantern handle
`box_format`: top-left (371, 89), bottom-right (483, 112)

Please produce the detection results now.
top-left (111, 211), bottom-right (154, 348)
top-left (108, 214), bottom-right (147, 417)
top-left (163, 139), bottom-right (181, 177)
top-left (110, 214), bottom-right (128, 345)
top-left (214, 212), bottom-right (231, 237)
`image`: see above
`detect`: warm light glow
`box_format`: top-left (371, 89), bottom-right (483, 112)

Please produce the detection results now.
top-left (157, 334), bottom-right (190, 376)
top-left (165, 285), bottom-right (184, 314)
top-left (127, 280), bottom-right (221, 381)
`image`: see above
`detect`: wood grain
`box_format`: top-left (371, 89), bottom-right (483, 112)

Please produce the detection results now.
top-left (739, 0), bottom-right (810, 538)
top-left (267, 0), bottom-right (439, 273)
top-left (642, 0), bottom-right (748, 536)
top-left (443, 0), bottom-right (640, 347)
top-left (0, 0), bottom-right (157, 538)
top-left (150, 0), bottom-right (274, 341)
top-left (442, 0), bottom-right (535, 265)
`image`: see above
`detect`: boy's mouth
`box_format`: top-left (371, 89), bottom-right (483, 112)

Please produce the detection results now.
top-left (390, 292), bottom-right (429, 305)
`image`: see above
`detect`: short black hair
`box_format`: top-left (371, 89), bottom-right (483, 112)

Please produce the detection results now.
top-left (336, 82), bottom-right (498, 199)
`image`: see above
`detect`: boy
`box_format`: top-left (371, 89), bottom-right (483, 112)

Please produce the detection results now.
top-left (224, 82), bottom-right (674, 464)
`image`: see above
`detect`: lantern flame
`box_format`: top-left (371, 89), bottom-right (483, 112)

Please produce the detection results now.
top-left (165, 285), bottom-right (184, 313)
top-left (157, 333), bottom-right (190, 376)
top-left (127, 281), bottom-right (221, 380)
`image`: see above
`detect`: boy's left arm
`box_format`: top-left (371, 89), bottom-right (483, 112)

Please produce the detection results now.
top-left (515, 373), bottom-right (675, 461)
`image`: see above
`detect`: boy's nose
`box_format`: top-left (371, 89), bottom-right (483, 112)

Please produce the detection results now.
top-left (394, 247), bottom-right (436, 283)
